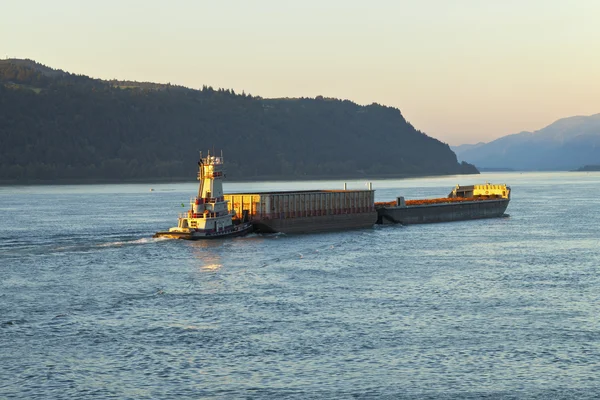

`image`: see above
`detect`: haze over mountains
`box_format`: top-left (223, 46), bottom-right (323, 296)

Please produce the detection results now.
top-left (0, 59), bottom-right (478, 184)
top-left (452, 114), bottom-right (600, 171)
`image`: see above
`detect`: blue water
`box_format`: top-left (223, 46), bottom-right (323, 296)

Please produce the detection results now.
top-left (2, 172), bottom-right (600, 399)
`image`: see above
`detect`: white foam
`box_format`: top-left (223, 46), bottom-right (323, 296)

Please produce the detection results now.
top-left (97, 236), bottom-right (172, 248)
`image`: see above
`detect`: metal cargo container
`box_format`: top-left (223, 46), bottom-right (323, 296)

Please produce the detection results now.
top-left (224, 190), bottom-right (376, 234)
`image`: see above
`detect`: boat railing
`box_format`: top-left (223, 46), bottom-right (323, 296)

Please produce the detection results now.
top-left (200, 156), bottom-right (224, 166)
top-left (204, 197), bottom-right (225, 203)
top-left (178, 211), bottom-right (232, 219)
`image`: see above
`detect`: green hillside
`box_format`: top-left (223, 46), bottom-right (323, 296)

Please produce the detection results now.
top-left (0, 59), bottom-right (478, 183)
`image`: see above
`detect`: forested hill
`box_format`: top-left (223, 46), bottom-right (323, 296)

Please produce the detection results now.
top-left (0, 59), bottom-right (478, 183)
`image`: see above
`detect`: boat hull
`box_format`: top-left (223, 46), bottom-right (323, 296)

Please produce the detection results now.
top-left (376, 199), bottom-right (509, 225)
top-left (153, 223), bottom-right (253, 240)
top-left (252, 211), bottom-right (377, 234)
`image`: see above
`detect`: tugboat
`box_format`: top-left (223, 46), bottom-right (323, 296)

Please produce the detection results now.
top-left (154, 151), bottom-right (253, 240)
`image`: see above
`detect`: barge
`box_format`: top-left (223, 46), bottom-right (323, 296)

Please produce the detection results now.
top-left (154, 151), bottom-right (253, 240)
top-left (224, 186), bottom-right (377, 234)
top-left (375, 183), bottom-right (510, 225)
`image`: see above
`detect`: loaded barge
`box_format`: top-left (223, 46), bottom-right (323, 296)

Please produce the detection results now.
top-left (230, 183), bottom-right (510, 233)
top-left (375, 183), bottom-right (511, 225)
top-left (225, 186), bottom-right (377, 234)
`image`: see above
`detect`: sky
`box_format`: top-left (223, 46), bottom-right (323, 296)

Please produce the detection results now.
top-left (3, 0), bottom-right (600, 145)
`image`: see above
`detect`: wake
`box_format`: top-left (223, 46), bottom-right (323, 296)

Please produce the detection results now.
top-left (96, 236), bottom-right (172, 248)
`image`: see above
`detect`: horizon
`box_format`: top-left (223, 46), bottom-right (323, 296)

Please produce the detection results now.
top-left (3, 0), bottom-right (600, 146)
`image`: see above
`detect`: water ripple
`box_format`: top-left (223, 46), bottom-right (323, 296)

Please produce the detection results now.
top-left (2, 174), bottom-right (600, 398)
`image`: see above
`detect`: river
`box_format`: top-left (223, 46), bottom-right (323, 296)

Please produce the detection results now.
top-left (1, 172), bottom-right (600, 398)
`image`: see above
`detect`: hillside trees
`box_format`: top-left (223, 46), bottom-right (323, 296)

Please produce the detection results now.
top-left (0, 60), bottom-right (478, 183)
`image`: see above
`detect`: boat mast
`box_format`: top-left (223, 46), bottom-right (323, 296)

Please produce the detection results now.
top-left (198, 151), bottom-right (204, 198)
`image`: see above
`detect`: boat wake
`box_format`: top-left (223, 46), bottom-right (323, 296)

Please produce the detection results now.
top-left (0, 235), bottom-right (172, 257)
top-left (96, 236), bottom-right (172, 248)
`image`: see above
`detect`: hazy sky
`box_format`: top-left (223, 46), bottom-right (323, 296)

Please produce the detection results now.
top-left (3, 0), bottom-right (599, 145)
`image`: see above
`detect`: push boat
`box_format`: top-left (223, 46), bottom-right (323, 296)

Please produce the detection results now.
top-left (153, 151), bottom-right (253, 240)
top-left (375, 183), bottom-right (511, 225)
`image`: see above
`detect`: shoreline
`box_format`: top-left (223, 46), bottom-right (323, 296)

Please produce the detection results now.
top-left (0, 171), bottom-right (482, 186)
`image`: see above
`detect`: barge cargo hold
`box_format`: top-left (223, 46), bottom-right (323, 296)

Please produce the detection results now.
top-left (224, 189), bottom-right (377, 234)
top-left (375, 183), bottom-right (510, 225)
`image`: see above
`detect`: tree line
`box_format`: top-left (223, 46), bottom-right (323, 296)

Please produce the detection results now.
top-left (0, 59), bottom-right (478, 183)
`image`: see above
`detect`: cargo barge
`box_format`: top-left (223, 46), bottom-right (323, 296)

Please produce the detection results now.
top-left (225, 186), bottom-right (377, 234)
top-left (375, 183), bottom-right (510, 225)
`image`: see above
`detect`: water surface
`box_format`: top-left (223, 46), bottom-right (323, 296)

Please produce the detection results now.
top-left (2, 172), bottom-right (600, 398)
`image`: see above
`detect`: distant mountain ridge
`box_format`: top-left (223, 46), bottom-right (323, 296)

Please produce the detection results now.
top-left (0, 58), bottom-right (478, 183)
top-left (451, 142), bottom-right (485, 154)
top-left (452, 114), bottom-right (600, 170)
